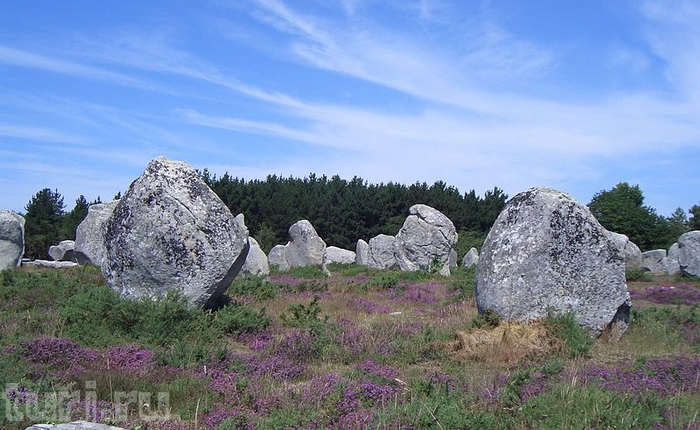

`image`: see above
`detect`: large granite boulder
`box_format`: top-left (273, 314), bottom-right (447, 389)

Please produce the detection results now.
top-left (268, 244), bottom-right (290, 271)
top-left (678, 230), bottom-right (700, 277)
top-left (0, 210), bottom-right (24, 270)
top-left (462, 247), bottom-right (479, 269)
top-left (30, 259), bottom-right (80, 269)
top-left (286, 220), bottom-right (326, 268)
top-left (75, 200), bottom-right (119, 267)
top-left (325, 246), bottom-right (356, 265)
top-left (367, 234), bottom-right (397, 270)
top-left (355, 239), bottom-right (369, 266)
top-left (102, 156), bottom-right (249, 308)
top-left (48, 240), bottom-right (88, 264)
top-left (641, 249), bottom-right (667, 273)
top-left (666, 243), bottom-right (681, 276)
top-left (239, 236), bottom-right (270, 278)
top-left (394, 204), bottom-right (458, 276)
top-left (607, 231), bottom-right (643, 270)
top-left (476, 187), bottom-right (630, 337)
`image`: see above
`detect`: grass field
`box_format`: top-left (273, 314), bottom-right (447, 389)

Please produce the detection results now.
top-left (1, 264), bottom-right (698, 429)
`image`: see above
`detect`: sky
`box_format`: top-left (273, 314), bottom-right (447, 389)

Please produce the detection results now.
top-left (1, 0), bottom-right (699, 219)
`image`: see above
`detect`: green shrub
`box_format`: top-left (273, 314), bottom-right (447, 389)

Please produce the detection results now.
top-left (214, 304), bottom-right (270, 335)
top-left (544, 311), bottom-right (594, 359)
top-left (469, 309), bottom-right (500, 329)
top-left (280, 296), bottom-right (329, 335)
top-left (627, 267), bottom-right (652, 282)
top-left (226, 275), bottom-right (278, 301)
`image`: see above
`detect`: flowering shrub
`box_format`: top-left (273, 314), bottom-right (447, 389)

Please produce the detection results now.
top-left (630, 284), bottom-right (700, 306)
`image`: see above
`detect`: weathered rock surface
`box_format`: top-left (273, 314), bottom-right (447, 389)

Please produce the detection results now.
top-left (394, 204), bottom-right (458, 276)
top-left (666, 243), bottom-right (681, 276)
top-left (476, 187), bottom-right (630, 337)
top-left (30, 259), bottom-right (80, 269)
top-left (268, 244), bottom-right (290, 271)
top-left (102, 156), bottom-right (249, 308)
top-left (355, 239), bottom-right (369, 266)
top-left (25, 421), bottom-right (124, 430)
top-left (286, 220), bottom-right (326, 268)
top-left (239, 236), bottom-right (270, 278)
top-left (75, 200), bottom-right (119, 267)
top-left (678, 230), bottom-right (700, 277)
top-left (607, 231), bottom-right (642, 270)
top-left (48, 240), bottom-right (87, 264)
top-left (449, 249), bottom-right (458, 268)
top-left (462, 247), bottom-right (479, 268)
top-left (325, 246), bottom-right (356, 265)
top-left (0, 210), bottom-right (24, 270)
top-left (641, 249), bottom-right (667, 273)
top-left (367, 234), bottom-right (397, 270)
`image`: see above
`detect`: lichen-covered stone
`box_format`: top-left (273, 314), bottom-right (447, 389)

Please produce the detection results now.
top-left (355, 239), bottom-right (369, 266)
top-left (286, 220), bottom-right (326, 268)
top-left (0, 210), bottom-right (24, 270)
top-left (102, 156), bottom-right (249, 308)
top-left (325, 246), bottom-right (356, 265)
top-left (75, 200), bottom-right (118, 267)
top-left (641, 249), bottom-right (667, 273)
top-left (462, 247), bottom-right (479, 268)
top-left (476, 187), bottom-right (630, 337)
top-left (367, 234), bottom-right (397, 270)
top-left (239, 236), bottom-right (270, 278)
top-left (678, 230), bottom-right (700, 277)
top-left (395, 204), bottom-right (457, 276)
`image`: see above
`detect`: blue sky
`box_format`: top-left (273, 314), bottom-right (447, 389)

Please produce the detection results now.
top-left (1, 0), bottom-right (699, 219)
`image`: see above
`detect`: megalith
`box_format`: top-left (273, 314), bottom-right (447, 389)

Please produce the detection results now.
top-left (394, 204), bottom-right (458, 276)
top-left (239, 236), bottom-right (270, 278)
top-left (476, 187), bottom-right (630, 337)
top-left (75, 200), bottom-right (119, 267)
top-left (678, 230), bottom-right (700, 277)
top-left (102, 156), bottom-right (249, 308)
top-left (0, 210), bottom-right (25, 270)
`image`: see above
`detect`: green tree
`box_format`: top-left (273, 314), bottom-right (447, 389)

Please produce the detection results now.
top-left (61, 195), bottom-right (90, 240)
top-left (689, 204), bottom-right (700, 230)
top-left (587, 183), bottom-right (671, 250)
top-left (667, 207), bottom-right (689, 241)
top-left (24, 188), bottom-right (65, 259)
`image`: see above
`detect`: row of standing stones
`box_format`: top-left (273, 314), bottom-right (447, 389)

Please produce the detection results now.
top-left (2, 156), bottom-right (700, 334)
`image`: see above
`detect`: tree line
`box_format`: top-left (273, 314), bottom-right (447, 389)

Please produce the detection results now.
top-left (18, 175), bottom-right (700, 261)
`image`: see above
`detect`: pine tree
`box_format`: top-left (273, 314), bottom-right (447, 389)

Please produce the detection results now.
top-left (24, 188), bottom-right (65, 259)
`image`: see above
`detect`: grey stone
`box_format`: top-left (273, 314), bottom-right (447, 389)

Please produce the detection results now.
top-left (367, 234), bottom-right (397, 270)
top-left (30, 259), bottom-right (80, 269)
top-left (449, 249), bottom-right (458, 268)
top-left (268, 244), bottom-right (290, 271)
top-left (476, 187), bottom-right (630, 337)
top-left (641, 249), bottom-right (667, 273)
top-left (678, 230), bottom-right (700, 277)
top-left (394, 204), bottom-right (458, 276)
top-left (285, 220), bottom-right (326, 268)
top-left (325, 246), bottom-right (356, 265)
top-left (355, 239), bottom-right (369, 266)
top-left (666, 243), bottom-right (681, 276)
top-left (462, 247), bottom-right (479, 268)
top-left (102, 156), bottom-right (249, 308)
top-left (607, 231), bottom-right (642, 270)
top-left (0, 210), bottom-right (24, 270)
top-left (239, 236), bottom-right (270, 278)
top-left (75, 200), bottom-right (119, 267)
top-left (48, 240), bottom-right (88, 264)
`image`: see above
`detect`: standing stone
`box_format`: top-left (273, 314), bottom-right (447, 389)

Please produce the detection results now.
top-left (102, 156), bottom-right (249, 308)
top-left (449, 249), bottom-right (458, 268)
top-left (240, 236), bottom-right (270, 278)
top-left (268, 244), bottom-right (290, 271)
top-left (462, 247), bottom-right (479, 269)
top-left (394, 204), bottom-right (458, 276)
top-left (367, 234), bottom-right (397, 270)
top-left (607, 231), bottom-right (642, 270)
top-left (48, 240), bottom-right (88, 264)
top-left (476, 187), bottom-right (630, 337)
top-left (325, 246), bottom-right (356, 265)
top-left (678, 230), bottom-right (700, 277)
top-left (666, 243), bottom-right (681, 276)
top-left (75, 200), bottom-right (119, 267)
top-left (0, 210), bottom-right (24, 270)
top-left (641, 249), bottom-right (667, 273)
top-left (355, 239), bottom-right (369, 266)
top-left (285, 220), bottom-right (326, 268)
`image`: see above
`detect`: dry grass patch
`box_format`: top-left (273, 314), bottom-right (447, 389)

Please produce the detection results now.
top-left (445, 320), bottom-right (558, 365)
